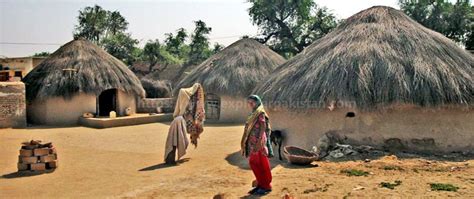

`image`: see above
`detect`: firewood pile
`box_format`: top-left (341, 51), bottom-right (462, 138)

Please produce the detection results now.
top-left (18, 140), bottom-right (58, 172)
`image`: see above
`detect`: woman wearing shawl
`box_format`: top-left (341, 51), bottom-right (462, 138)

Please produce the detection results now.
top-left (241, 95), bottom-right (273, 195)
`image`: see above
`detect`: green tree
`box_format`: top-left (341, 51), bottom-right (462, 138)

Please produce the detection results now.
top-left (142, 40), bottom-right (181, 73)
top-left (399, 0), bottom-right (473, 49)
top-left (164, 28), bottom-right (189, 59)
top-left (187, 20), bottom-right (212, 65)
top-left (248, 0), bottom-right (338, 57)
top-left (212, 43), bottom-right (224, 54)
top-left (32, 52), bottom-right (50, 57)
top-left (74, 5), bottom-right (140, 61)
top-left (101, 32), bottom-right (138, 66)
top-left (466, 22), bottom-right (474, 50)
top-left (143, 40), bottom-right (162, 72)
top-left (106, 11), bottom-right (128, 37)
top-left (74, 5), bottom-right (109, 43)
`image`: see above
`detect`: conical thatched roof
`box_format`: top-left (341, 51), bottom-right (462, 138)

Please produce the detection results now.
top-left (254, 6), bottom-right (473, 109)
top-left (23, 38), bottom-right (145, 101)
top-left (176, 38), bottom-right (285, 96)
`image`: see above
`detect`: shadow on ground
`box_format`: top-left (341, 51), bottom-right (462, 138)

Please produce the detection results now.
top-left (225, 151), bottom-right (319, 170)
top-left (139, 158), bottom-right (190, 171)
top-left (2, 170), bottom-right (55, 179)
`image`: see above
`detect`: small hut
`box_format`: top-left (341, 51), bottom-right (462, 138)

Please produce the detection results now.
top-left (254, 6), bottom-right (474, 153)
top-left (23, 38), bottom-right (145, 125)
top-left (176, 38), bottom-right (285, 123)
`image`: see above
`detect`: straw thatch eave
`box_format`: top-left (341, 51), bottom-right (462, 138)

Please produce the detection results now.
top-left (175, 38), bottom-right (285, 97)
top-left (254, 6), bottom-right (474, 109)
top-left (23, 38), bottom-right (145, 101)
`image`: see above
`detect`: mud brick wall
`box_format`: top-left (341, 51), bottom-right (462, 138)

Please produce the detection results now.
top-left (137, 98), bottom-right (175, 113)
top-left (0, 82), bottom-right (26, 128)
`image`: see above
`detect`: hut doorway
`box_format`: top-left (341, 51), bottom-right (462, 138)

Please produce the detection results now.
top-left (98, 89), bottom-right (117, 116)
top-left (0, 71), bottom-right (9, 81)
top-left (205, 93), bottom-right (220, 120)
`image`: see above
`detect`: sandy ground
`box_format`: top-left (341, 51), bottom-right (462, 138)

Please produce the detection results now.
top-left (0, 123), bottom-right (473, 198)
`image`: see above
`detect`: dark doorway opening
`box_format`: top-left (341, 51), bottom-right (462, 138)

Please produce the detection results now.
top-left (205, 93), bottom-right (220, 120)
top-left (98, 89), bottom-right (117, 116)
top-left (0, 72), bottom-right (9, 81)
top-left (346, 112), bottom-right (356, 118)
top-left (14, 71), bottom-right (23, 79)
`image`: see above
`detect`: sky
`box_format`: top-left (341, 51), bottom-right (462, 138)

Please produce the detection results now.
top-left (0, 0), bottom-right (400, 57)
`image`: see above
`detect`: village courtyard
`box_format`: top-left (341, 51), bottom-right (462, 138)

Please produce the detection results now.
top-left (1, 123), bottom-right (473, 198)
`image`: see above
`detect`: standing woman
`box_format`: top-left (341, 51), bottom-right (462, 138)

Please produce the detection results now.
top-left (241, 95), bottom-right (273, 195)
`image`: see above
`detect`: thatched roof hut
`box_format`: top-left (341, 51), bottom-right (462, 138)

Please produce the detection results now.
top-left (176, 38), bottom-right (285, 122)
top-left (23, 38), bottom-right (145, 125)
top-left (253, 6), bottom-right (474, 153)
top-left (255, 6), bottom-right (473, 109)
top-left (24, 38), bottom-right (145, 101)
top-left (176, 38), bottom-right (285, 96)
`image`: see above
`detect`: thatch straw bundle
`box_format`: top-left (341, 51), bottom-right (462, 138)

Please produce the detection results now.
top-left (254, 6), bottom-right (473, 108)
top-left (176, 38), bottom-right (285, 96)
top-left (23, 38), bottom-right (145, 101)
top-left (141, 78), bottom-right (171, 98)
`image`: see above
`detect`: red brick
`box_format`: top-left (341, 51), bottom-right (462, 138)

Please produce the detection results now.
top-left (30, 163), bottom-right (46, 171)
top-left (17, 163), bottom-right (29, 171)
top-left (19, 149), bottom-right (33, 157)
top-left (21, 156), bottom-right (38, 164)
top-left (40, 154), bottom-right (56, 163)
top-left (47, 161), bottom-right (58, 169)
top-left (33, 148), bottom-right (49, 156)
top-left (49, 147), bottom-right (57, 154)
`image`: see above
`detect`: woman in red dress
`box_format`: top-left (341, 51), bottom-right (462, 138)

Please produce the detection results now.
top-left (241, 95), bottom-right (273, 195)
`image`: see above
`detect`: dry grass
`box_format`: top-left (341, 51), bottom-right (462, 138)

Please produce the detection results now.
top-left (140, 78), bottom-right (171, 98)
top-left (176, 38), bottom-right (285, 96)
top-left (23, 38), bottom-right (145, 101)
top-left (254, 6), bottom-right (473, 109)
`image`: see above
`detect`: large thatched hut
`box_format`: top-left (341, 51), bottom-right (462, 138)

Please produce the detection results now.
top-left (176, 38), bottom-right (285, 123)
top-left (23, 38), bottom-right (145, 125)
top-left (254, 6), bottom-right (473, 153)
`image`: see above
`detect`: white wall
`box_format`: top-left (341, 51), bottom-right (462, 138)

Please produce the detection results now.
top-left (218, 95), bottom-right (249, 123)
top-left (28, 93), bottom-right (96, 126)
top-left (268, 106), bottom-right (474, 153)
top-left (116, 90), bottom-right (137, 116)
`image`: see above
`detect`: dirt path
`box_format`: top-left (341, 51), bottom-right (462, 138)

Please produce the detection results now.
top-left (1, 123), bottom-right (473, 198)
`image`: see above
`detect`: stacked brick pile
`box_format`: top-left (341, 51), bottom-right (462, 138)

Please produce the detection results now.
top-left (18, 140), bottom-right (58, 172)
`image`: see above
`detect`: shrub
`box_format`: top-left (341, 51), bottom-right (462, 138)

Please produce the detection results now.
top-left (380, 180), bottom-right (402, 189)
top-left (429, 183), bottom-right (459, 192)
top-left (340, 169), bottom-right (369, 177)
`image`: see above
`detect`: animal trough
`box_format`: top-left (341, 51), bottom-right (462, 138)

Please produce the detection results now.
top-left (283, 146), bottom-right (318, 165)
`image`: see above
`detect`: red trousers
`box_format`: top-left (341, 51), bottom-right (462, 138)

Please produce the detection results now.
top-left (249, 152), bottom-right (272, 190)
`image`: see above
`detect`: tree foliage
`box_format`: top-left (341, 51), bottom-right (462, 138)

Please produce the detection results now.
top-left (142, 39), bottom-right (182, 73)
top-left (32, 52), bottom-right (50, 57)
top-left (248, 0), bottom-right (338, 57)
top-left (399, 0), bottom-right (473, 49)
top-left (73, 5), bottom-right (222, 72)
top-left (164, 28), bottom-right (189, 59)
top-left (74, 5), bottom-right (111, 43)
top-left (188, 20), bottom-right (213, 65)
top-left (212, 43), bottom-right (225, 54)
top-left (74, 5), bottom-right (138, 63)
top-left (101, 32), bottom-right (138, 65)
